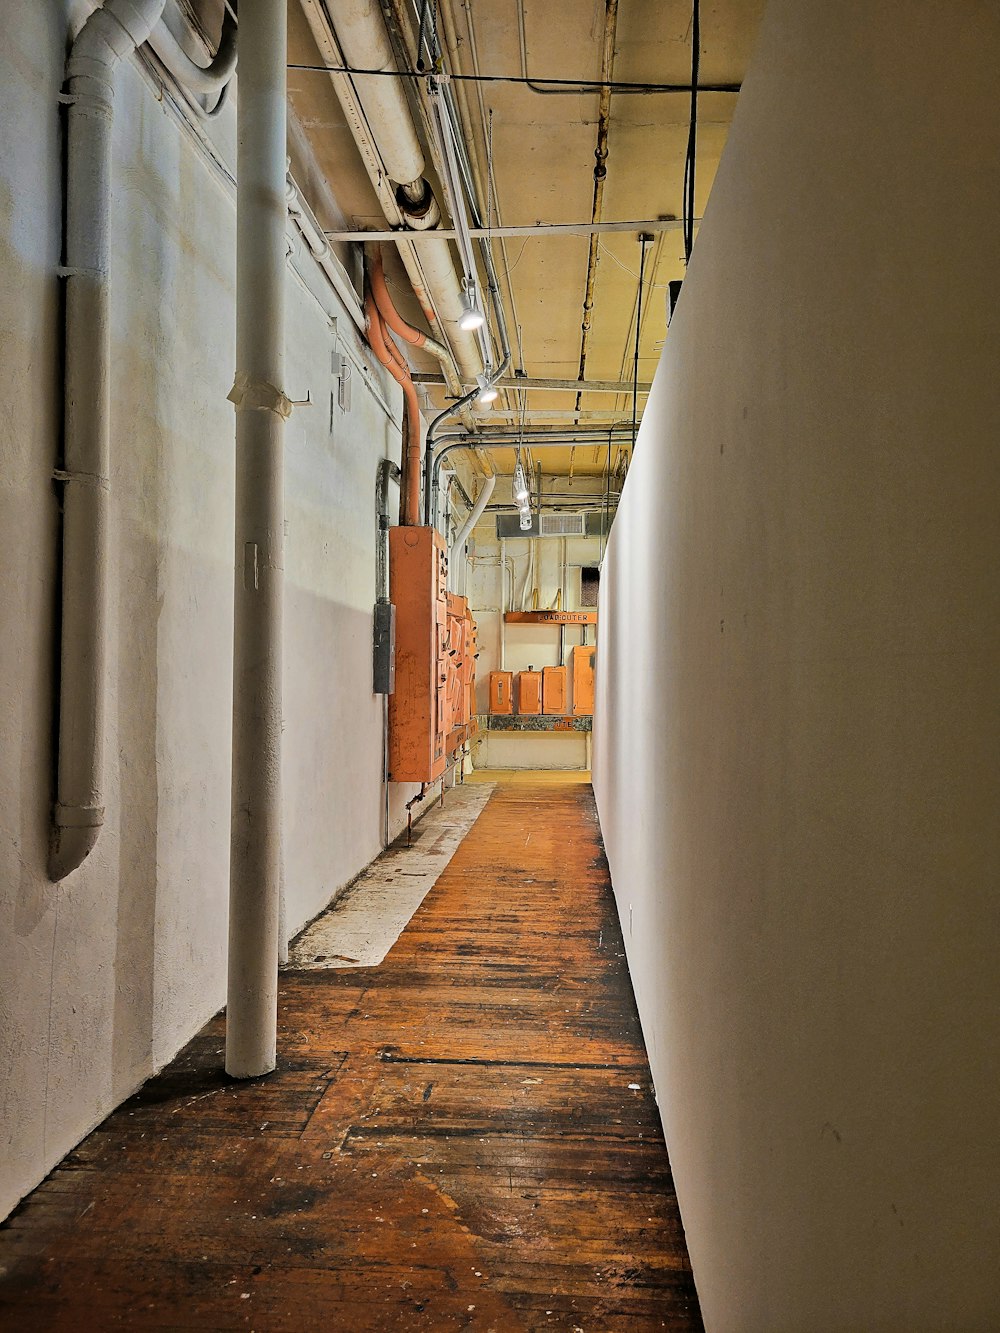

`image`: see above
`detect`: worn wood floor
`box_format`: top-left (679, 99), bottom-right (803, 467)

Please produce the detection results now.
top-left (0, 779), bottom-right (701, 1331)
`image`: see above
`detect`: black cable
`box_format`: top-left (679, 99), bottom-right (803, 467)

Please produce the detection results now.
top-left (682, 0), bottom-right (700, 263)
top-left (415, 0), bottom-right (431, 72)
top-left (287, 62), bottom-right (739, 96)
top-left (632, 236), bottom-right (650, 452)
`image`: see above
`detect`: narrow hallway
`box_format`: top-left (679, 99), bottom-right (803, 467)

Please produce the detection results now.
top-left (0, 777), bottom-right (700, 1330)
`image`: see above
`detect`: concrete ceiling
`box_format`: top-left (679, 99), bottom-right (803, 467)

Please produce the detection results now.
top-left (288, 0), bottom-right (767, 479)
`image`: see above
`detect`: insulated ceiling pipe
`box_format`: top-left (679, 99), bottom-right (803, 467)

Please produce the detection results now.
top-left (50, 0), bottom-right (169, 882)
top-left (305, 0), bottom-right (484, 385)
top-left (225, 0), bottom-right (288, 1080)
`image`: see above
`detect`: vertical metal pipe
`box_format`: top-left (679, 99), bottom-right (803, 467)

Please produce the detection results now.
top-left (226, 0), bottom-right (288, 1080)
top-left (50, 0), bottom-right (168, 882)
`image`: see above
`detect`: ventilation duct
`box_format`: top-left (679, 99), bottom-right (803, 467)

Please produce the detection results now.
top-left (496, 512), bottom-right (613, 540)
top-left (540, 513), bottom-right (586, 537)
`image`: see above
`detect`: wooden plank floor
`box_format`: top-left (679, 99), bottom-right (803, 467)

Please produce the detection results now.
top-left (0, 779), bottom-right (702, 1331)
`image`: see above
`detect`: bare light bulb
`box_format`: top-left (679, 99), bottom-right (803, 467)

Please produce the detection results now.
top-left (476, 372), bottom-right (498, 405)
top-left (459, 294), bottom-right (485, 331)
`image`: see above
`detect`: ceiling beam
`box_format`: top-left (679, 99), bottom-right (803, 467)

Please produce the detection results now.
top-left (323, 218), bottom-right (692, 243)
top-left (412, 374), bottom-right (652, 393)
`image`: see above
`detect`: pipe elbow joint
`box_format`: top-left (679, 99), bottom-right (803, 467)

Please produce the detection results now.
top-left (395, 180), bottom-right (440, 232)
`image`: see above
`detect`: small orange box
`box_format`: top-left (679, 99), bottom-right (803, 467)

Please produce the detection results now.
top-left (516, 669), bottom-right (542, 715)
top-left (489, 670), bottom-right (513, 715)
top-left (542, 665), bottom-right (568, 715)
top-left (572, 645), bottom-right (596, 716)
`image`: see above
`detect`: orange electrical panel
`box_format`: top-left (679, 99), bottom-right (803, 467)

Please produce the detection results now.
top-left (388, 526), bottom-right (448, 783)
top-left (516, 669), bottom-right (542, 715)
top-left (445, 592), bottom-right (478, 754)
top-left (388, 528), bottom-right (479, 783)
top-left (489, 670), bottom-right (513, 715)
top-left (542, 665), bottom-right (568, 715)
top-left (572, 645), bottom-right (596, 716)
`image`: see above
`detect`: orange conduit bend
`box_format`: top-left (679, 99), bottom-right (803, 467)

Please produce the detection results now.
top-left (370, 245), bottom-right (427, 348)
top-left (365, 285), bottom-right (423, 526)
top-left (370, 245), bottom-right (455, 370)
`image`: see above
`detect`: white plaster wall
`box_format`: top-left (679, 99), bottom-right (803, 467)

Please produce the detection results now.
top-left (593, 3), bottom-right (1000, 1328)
top-left (0, 1), bottom-right (415, 1219)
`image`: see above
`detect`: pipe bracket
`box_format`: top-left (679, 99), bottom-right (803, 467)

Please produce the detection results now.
top-left (55, 802), bottom-right (106, 829)
top-left (227, 372), bottom-right (293, 419)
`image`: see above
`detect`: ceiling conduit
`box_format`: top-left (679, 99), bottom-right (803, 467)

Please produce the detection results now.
top-left (300, 0), bottom-right (484, 388)
top-left (365, 276), bottom-right (423, 526)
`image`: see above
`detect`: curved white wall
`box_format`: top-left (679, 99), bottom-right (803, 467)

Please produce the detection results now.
top-left (593, 3), bottom-right (1000, 1329)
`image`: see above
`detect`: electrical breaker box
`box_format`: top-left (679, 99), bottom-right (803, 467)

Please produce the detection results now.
top-left (516, 669), bottom-right (542, 715)
top-left (572, 644), bottom-right (596, 715)
top-left (542, 665), bottom-right (568, 715)
top-left (445, 593), bottom-right (477, 754)
top-left (386, 527), bottom-right (478, 783)
top-left (388, 526), bottom-right (448, 783)
top-left (489, 670), bottom-right (513, 715)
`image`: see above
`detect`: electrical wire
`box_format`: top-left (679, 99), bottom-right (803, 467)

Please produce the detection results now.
top-left (682, 0), bottom-right (701, 263)
top-left (286, 62), bottom-right (739, 96)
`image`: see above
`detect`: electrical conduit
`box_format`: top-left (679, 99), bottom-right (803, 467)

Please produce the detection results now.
top-left (365, 284), bottom-right (423, 526)
top-left (449, 474), bottom-right (496, 584)
top-left (50, 0), bottom-right (169, 881)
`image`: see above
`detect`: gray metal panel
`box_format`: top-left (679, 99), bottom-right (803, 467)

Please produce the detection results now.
top-left (372, 602), bottom-right (396, 694)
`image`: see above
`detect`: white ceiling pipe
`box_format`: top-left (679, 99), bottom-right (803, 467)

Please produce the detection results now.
top-left (225, 0), bottom-right (288, 1080)
top-left (50, 0), bottom-right (169, 881)
top-left (324, 0), bottom-right (426, 191)
top-left (305, 0), bottom-right (484, 386)
top-left (285, 173), bottom-right (367, 330)
top-left (146, 3), bottom-right (237, 95)
top-left (449, 473), bottom-right (496, 586)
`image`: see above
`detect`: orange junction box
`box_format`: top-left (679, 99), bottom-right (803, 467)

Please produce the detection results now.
top-left (542, 665), bottom-right (568, 715)
top-left (516, 669), bottom-right (542, 715)
top-left (572, 645), bottom-right (596, 716)
top-left (489, 670), bottom-right (513, 715)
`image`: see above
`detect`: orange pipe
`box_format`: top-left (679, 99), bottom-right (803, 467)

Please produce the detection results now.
top-left (365, 284), bottom-right (422, 526)
top-left (370, 245), bottom-right (427, 349)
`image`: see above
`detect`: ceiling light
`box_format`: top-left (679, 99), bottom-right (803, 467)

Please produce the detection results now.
top-left (459, 291), bottom-right (485, 331)
top-left (512, 462), bottom-right (529, 502)
top-left (476, 372), bottom-right (498, 405)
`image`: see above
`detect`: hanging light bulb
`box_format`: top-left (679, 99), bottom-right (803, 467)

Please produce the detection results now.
top-left (459, 281), bottom-right (485, 331)
top-left (512, 462), bottom-right (529, 502)
top-left (519, 511), bottom-right (533, 531)
top-left (476, 371), bottom-right (498, 405)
